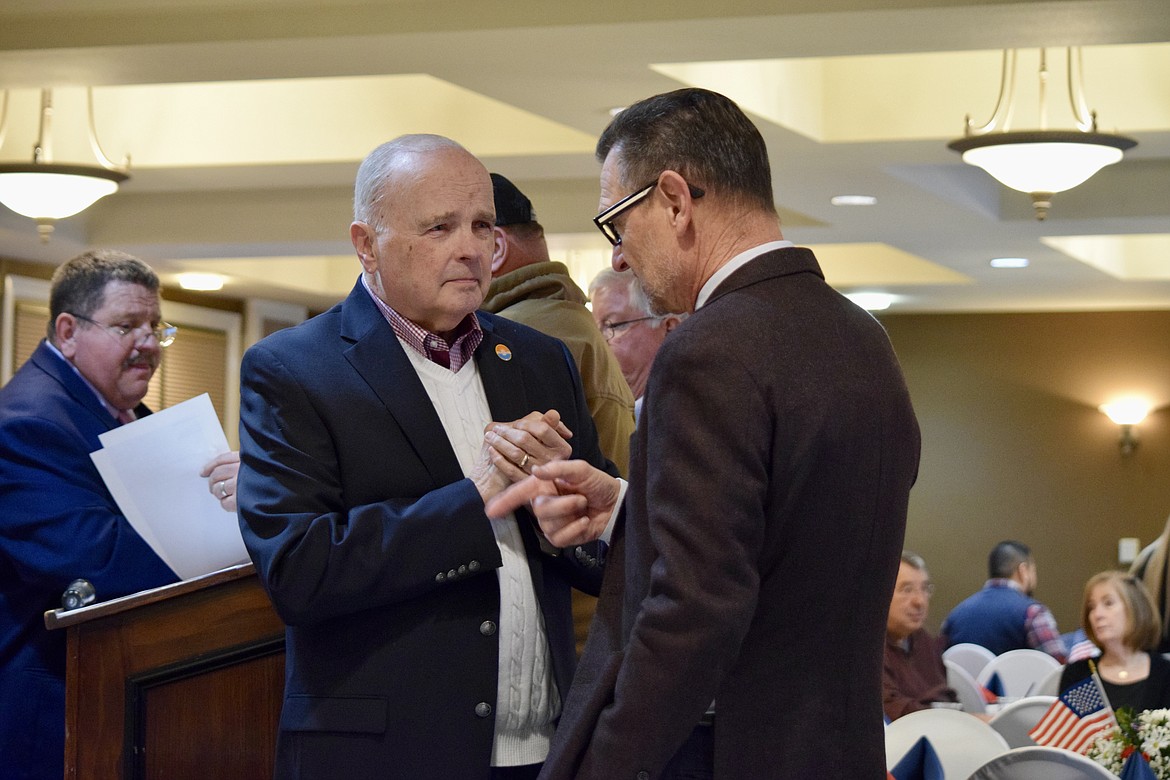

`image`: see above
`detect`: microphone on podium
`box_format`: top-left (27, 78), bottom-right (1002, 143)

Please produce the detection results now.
top-left (61, 579), bottom-right (96, 610)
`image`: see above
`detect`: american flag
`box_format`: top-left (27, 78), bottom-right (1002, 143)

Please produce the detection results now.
top-left (1028, 676), bottom-right (1116, 753)
top-left (1067, 637), bottom-right (1101, 663)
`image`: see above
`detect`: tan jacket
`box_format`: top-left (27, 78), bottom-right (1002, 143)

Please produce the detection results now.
top-left (483, 261), bottom-right (634, 476)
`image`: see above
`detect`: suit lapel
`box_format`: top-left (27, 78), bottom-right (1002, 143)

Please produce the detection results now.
top-left (339, 282), bottom-right (465, 488)
top-left (475, 314), bottom-right (534, 424)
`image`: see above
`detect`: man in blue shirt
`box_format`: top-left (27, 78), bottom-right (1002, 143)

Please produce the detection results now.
top-left (942, 540), bottom-right (1067, 662)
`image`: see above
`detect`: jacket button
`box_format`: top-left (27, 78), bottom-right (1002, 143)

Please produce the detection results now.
top-left (435, 572), bottom-right (446, 582)
top-left (636, 773), bottom-right (650, 780)
top-left (458, 564), bottom-right (468, 575)
top-left (475, 702), bottom-right (493, 718)
top-left (479, 620), bottom-right (497, 636)
top-left (448, 568), bottom-right (458, 579)
top-left (468, 560), bottom-right (480, 572)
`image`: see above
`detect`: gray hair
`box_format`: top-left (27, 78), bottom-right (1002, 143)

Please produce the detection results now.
top-left (589, 268), bottom-right (654, 317)
top-left (353, 134), bottom-right (468, 226)
top-left (48, 250), bottom-right (158, 343)
top-left (901, 551), bottom-right (928, 573)
top-left (588, 268), bottom-right (687, 327)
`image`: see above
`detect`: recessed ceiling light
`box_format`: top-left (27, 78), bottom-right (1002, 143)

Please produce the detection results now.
top-left (845, 292), bottom-right (895, 311)
top-left (176, 272), bottom-right (226, 291)
top-left (831, 195), bottom-right (877, 206)
top-left (990, 257), bottom-right (1030, 269)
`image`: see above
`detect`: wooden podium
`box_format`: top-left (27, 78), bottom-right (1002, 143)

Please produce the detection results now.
top-left (45, 563), bottom-right (286, 780)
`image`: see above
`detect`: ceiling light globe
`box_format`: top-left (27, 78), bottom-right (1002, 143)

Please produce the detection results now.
top-left (949, 131), bottom-right (1136, 195)
top-left (0, 165), bottom-right (127, 220)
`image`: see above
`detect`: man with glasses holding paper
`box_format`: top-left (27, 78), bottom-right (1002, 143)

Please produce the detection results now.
top-left (0, 249), bottom-right (238, 780)
top-left (488, 88), bottom-right (920, 778)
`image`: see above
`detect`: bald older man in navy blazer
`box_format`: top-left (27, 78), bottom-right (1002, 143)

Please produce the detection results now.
top-left (238, 135), bottom-right (616, 780)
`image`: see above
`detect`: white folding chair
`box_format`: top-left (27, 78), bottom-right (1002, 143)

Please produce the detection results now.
top-left (969, 745), bottom-right (1117, 779)
top-left (944, 658), bottom-right (988, 714)
top-left (978, 649), bottom-right (1062, 698)
top-left (989, 695), bottom-right (1057, 748)
top-left (1033, 664), bottom-right (1065, 697)
top-left (885, 708), bottom-right (1009, 780)
top-left (943, 642), bottom-right (996, 678)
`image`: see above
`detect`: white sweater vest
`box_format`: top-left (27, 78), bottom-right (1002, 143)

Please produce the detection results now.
top-left (407, 347), bottom-right (559, 767)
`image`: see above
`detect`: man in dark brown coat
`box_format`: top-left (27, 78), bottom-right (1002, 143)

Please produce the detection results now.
top-left (490, 88), bottom-right (921, 779)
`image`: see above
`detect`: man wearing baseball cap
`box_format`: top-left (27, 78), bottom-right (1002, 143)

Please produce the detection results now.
top-left (482, 174), bottom-right (635, 654)
top-left (482, 173), bottom-right (634, 479)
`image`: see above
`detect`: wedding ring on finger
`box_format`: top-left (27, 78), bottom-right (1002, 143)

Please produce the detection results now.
top-left (518, 454), bottom-right (530, 470)
top-left (216, 481), bottom-right (227, 499)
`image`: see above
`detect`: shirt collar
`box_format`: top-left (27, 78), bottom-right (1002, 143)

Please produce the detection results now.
top-left (695, 240), bottom-right (795, 310)
top-left (987, 578), bottom-right (1024, 593)
top-left (361, 274), bottom-right (483, 372)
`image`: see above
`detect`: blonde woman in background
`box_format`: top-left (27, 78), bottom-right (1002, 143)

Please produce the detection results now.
top-left (1060, 571), bottom-right (1170, 712)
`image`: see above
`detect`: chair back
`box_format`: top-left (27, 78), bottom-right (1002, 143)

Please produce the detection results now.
top-left (885, 708), bottom-right (1009, 780)
top-left (943, 642), bottom-right (996, 678)
top-left (944, 658), bottom-right (988, 714)
top-left (1033, 664), bottom-right (1065, 697)
top-left (968, 745), bottom-right (1117, 779)
top-left (988, 695), bottom-right (1057, 748)
top-left (978, 649), bottom-right (1062, 698)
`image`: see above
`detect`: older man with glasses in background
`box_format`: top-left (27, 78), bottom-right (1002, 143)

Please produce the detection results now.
top-left (883, 552), bottom-right (959, 722)
top-left (587, 268), bottom-right (683, 422)
top-left (0, 249), bottom-right (239, 780)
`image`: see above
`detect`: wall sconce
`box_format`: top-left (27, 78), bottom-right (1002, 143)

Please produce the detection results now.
top-left (1099, 398), bottom-right (1152, 457)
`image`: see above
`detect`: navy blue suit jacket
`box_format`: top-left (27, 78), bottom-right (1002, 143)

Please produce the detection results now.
top-left (0, 341), bottom-right (176, 780)
top-left (237, 279), bottom-right (613, 779)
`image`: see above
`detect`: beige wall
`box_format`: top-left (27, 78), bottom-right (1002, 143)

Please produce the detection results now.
top-left (882, 310), bottom-right (1170, 636)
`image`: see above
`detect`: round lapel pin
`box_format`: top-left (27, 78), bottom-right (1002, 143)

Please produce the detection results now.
top-left (495, 343), bottom-right (512, 361)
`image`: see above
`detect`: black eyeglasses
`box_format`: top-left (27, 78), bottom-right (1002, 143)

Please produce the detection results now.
top-left (593, 179), bottom-right (705, 247)
top-left (71, 313), bottom-right (178, 348)
top-left (601, 315), bottom-right (661, 341)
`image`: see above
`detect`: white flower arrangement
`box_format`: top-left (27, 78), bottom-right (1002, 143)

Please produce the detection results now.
top-left (1087, 708), bottom-right (1170, 777)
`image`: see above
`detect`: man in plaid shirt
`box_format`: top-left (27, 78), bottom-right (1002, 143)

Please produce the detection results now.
top-left (941, 540), bottom-right (1067, 662)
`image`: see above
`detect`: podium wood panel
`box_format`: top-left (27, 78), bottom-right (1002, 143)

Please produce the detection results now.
top-left (47, 563), bottom-right (285, 780)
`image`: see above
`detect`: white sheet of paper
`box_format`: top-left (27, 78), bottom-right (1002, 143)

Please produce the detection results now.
top-left (90, 393), bottom-right (249, 580)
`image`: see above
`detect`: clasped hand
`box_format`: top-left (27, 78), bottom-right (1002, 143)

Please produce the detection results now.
top-left (471, 410), bottom-right (573, 501)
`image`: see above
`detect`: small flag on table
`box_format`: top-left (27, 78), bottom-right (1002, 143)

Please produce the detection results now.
top-left (1028, 675), bottom-right (1116, 753)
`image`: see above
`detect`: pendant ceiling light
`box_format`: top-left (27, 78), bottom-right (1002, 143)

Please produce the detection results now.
top-left (947, 48), bottom-right (1136, 221)
top-left (0, 88), bottom-right (130, 241)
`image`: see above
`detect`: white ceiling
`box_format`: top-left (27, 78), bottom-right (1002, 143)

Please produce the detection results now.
top-left (1, 0), bottom-right (1168, 313)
